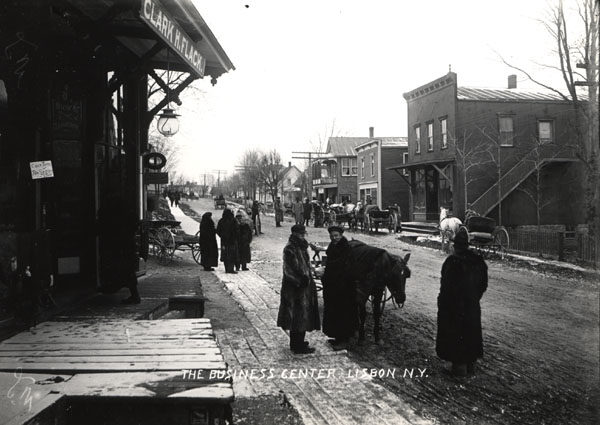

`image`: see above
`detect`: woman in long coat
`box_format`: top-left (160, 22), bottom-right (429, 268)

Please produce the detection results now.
top-left (277, 224), bottom-right (320, 354)
top-left (321, 226), bottom-right (358, 348)
top-left (436, 228), bottom-right (488, 376)
top-left (235, 212), bottom-right (252, 271)
top-left (216, 208), bottom-right (239, 274)
top-left (199, 212), bottom-right (218, 271)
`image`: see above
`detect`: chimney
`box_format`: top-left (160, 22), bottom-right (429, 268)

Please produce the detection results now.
top-left (508, 75), bottom-right (517, 89)
top-left (288, 161), bottom-right (291, 167)
top-left (369, 127), bottom-right (374, 138)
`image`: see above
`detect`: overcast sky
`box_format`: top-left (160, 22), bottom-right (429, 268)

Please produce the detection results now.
top-left (167, 0), bottom-right (577, 182)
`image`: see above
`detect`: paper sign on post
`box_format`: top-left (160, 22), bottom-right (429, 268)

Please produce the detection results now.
top-left (30, 161), bottom-right (54, 179)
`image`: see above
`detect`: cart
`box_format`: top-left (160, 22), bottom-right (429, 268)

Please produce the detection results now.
top-left (461, 215), bottom-right (510, 257)
top-left (363, 205), bottom-right (395, 233)
top-left (145, 220), bottom-right (201, 264)
top-left (328, 203), bottom-right (356, 228)
top-left (214, 197), bottom-right (227, 209)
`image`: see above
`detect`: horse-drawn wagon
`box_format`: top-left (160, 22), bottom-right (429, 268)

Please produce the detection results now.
top-left (214, 196), bottom-right (227, 209)
top-left (461, 214), bottom-right (509, 257)
top-left (363, 205), bottom-right (400, 233)
top-left (145, 220), bottom-right (201, 264)
top-left (328, 203), bottom-right (356, 228)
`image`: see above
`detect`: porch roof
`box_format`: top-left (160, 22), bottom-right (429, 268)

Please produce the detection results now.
top-left (387, 158), bottom-right (454, 171)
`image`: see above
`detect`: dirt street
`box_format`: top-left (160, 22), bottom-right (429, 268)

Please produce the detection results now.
top-left (186, 198), bottom-right (599, 425)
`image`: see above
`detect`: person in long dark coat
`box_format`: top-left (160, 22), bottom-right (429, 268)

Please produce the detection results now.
top-left (303, 198), bottom-right (312, 226)
top-left (216, 208), bottom-right (239, 274)
top-left (436, 227), bottom-right (488, 376)
top-left (97, 194), bottom-right (140, 304)
top-left (235, 212), bottom-right (252, 271)
top-left (199, 212), bottom-right (218, 271)
top-left (277, 224), bottom-right (320, 354)
top-left (321, 225), bottom-right (358, 350)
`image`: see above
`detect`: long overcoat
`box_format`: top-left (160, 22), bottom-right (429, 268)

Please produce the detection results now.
top-left (321, 236), bottom-right (358, 339)
top-left (436, 249), bottom-right (488, 363)
top-left (216, 210), bottom-right (239, 265)
top-left (199, 212), bottom-right (218, 268)
top-left (292, 201), bottom-right (304, 224)
top-left (237, 219), bottom-right (253, 264)
top-left (277, 234), bottom-right (320, 332)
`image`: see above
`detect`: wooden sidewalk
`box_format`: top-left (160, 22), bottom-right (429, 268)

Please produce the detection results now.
top-left (0, 318), bottom-right (233, 424)
top-left (214, 269), bottom-right (432, 425)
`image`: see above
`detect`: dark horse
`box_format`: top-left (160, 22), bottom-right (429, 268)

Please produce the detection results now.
top-left (348, 240), bottom-right (411, 343)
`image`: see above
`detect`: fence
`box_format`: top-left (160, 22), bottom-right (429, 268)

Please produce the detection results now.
top-left (506, 229), bottom-right (598, 268)
top-left (576, 233), bottom-right (598, 268)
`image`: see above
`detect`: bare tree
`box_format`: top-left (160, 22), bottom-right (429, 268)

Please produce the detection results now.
top-left (257, 150), bottom-right (284, 202)
top-left (500, 0), bottom-right (599, 248)
top-left (453, 129), bottom-right (494, 217)
top-left (237, 149), bottom-right (263, 200)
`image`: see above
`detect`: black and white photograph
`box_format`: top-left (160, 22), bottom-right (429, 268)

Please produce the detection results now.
top-left (0, 0), bottom-right (598, 424)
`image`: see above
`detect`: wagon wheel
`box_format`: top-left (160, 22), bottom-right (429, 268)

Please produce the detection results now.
top-left (191, 230), bottom-right (202, 264)
top-left (440, 229), bottom-right (454, 253)
top-left (147, 229), bottom-right (161, 257)
top-left (330, 211), bottom-right (337, 226)
top-left (492, 226), bottom-right (510, 257)
top-left (156, 227), bottom-right (176, 264)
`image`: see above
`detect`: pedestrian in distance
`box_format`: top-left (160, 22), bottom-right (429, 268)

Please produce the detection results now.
top-left (277, 224), bottom-right (320, 354)
top-left (436, 227), bottom-right (488, 377)
top-left (292, 197), bottom-right (304, 225)
top-left (235, 211), bottom-right (252, 271)
top-left (303, 198), bottom-right (312, 226)
top-left (251, 200), bottom-right (262, 235)
top-left (274, 196), bottom-right (283, 227)
top-left (97, 194), bottom-right (140, 304)
top-left (199, 212), bottom-right (218, 271)
top-left (216, 208), bottom-right (240, 274)
top-left (174, 191), bottom-right (181, 207)
top-left (321, 225), bottom-right (358, 350)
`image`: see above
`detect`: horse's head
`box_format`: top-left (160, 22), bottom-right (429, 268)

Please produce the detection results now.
top-left (388, 253), bottom-right (411, 306)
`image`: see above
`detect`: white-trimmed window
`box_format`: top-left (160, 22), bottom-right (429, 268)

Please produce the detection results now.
top-left (538, 120), bottom-right (553, 143)
top-left (427, 122), bottom-right (434, 151)
top-left (499, 116), bottom-right (514, 146)
top-left (414, 125), bottom-right (421, 154)
top-left (440, 117), bottom-right (448, 149)
top-left (361, 157), bottom-right (365, 178)
top-left (341, 158), bottom-right (358, 176)
top-left (402, 152), bottom-right (409, 176)
top-left (370, 153), bottom-right (375, 176)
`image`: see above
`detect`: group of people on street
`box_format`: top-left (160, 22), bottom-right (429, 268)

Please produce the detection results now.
top-left (276, 223), bottom-right (488, 377)
top-left (199, 208), bottom-right (253, 274)
top-left (164, 190), bottom-right (181, 207)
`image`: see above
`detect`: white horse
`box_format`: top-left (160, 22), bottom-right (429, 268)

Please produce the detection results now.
top-left (439, 207), bottom-right (462, 252)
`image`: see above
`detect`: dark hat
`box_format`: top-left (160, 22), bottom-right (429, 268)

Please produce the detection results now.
top-left (327, 225), bottom-right (344, 234)
top-left (291, 224), bottom-right (306, 234)
top-left (453, 227), bottom-right (469, 248)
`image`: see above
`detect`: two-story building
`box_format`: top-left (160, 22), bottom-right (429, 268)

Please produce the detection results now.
top-left (278, 162), bottom-right (303, 204)
top-left (390, 72), bottom-right (583, 226)
top-left (311, 137), bottom-right (364, 204)
top-left (355, 132), bottom-right (410, 221)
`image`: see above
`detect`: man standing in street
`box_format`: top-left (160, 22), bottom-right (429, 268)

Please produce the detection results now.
top-left (277, 224), bottom-right (320, 354)
top-left (320, 225), bottom-right (358, 350)
top-left (303, 198), bottom-right (312, 226)
top-left (292, 197), bottom-right (304, 225)
top-left (436, 227), bottom-right (488, 376)
top-left (274, 196), bottom-right (283, 227)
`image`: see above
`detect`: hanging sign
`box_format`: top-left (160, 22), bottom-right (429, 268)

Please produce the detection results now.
top-left (140, 0), bottom-right (206, 77)
top-left (144, 172), bottom-right (169, 185)
top-left (30, 161), bottom-right (54, 179)
top-left (143, 152), bottom-right (167, 170)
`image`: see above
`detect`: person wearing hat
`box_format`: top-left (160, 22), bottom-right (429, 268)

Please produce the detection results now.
top-left (276, 224), bottom-right (320, 354)
top-left (235, 211), bottom-right (252, 271)
top-left (436, 227), bottom-right (488, 376)
top-left (216, 208), bottom-right (239, 274)
top-left (321, 225), bottom-right (358, 350)
top-left (199, 212), bottom-right (218, 271)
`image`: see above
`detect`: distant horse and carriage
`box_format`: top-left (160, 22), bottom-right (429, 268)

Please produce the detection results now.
top-left (313, 201), bottom-right (403, 234)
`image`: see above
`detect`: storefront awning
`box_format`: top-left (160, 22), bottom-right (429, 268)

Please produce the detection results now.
top-left (65, 0), bottom-right (234, 80)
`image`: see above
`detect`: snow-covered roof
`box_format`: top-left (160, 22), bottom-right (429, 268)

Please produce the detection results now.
top-left (457, 87), bottom-right (570, 102)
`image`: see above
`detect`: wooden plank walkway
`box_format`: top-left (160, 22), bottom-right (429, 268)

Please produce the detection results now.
top-left (0, 318), bottom-right (233, 424)
top-left (214, 269), bottom-right (432, 425)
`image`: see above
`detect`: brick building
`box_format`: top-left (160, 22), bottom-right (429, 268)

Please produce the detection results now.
top-left (390, 72), bottom-right (583, 227)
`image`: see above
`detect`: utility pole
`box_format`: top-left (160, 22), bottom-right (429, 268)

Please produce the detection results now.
top-left (292, 151), bottom-right (328, 200)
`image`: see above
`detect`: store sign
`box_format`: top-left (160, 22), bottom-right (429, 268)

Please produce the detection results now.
top-left (30, 161), bottom-right (54, 179)
top-left (144, 172), bottom-right (169, 185)
top-left (143, 152), bottom-right (167, 170)
top-left (140, 0), bottom-right (206, 77)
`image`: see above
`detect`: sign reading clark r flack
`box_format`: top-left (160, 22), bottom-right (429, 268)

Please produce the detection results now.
top-left (30, 161), bottom-right (54, 179)
top-left (140, 0), bottom-right (206, 77)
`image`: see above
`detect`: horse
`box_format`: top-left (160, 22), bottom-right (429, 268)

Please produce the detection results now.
top-left (439, 206), bottom-right (462, 252)
top-left (348, 240), bottom-right (411, 344)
